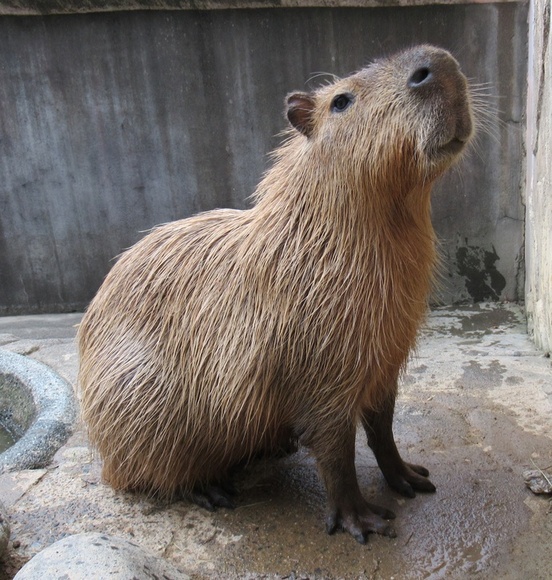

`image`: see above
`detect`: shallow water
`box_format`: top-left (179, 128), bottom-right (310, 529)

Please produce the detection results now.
top-left (0, 423), bottom-right (15, 453)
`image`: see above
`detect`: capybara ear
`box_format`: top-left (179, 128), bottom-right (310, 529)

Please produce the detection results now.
top-left (286, 92), bottom-right (316, 138)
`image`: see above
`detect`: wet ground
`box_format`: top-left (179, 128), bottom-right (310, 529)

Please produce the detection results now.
top-left (0, 303), bottom-right (551, 579)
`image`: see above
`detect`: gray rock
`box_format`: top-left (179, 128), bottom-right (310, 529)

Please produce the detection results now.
top-left (14, 532), bottom-right (189, 579)
top-left (0, 500), bottom-right (9, 561)
top-left (0, 349), bottom-right (77, 473)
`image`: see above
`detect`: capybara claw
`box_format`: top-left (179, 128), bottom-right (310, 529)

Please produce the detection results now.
top-left (352, 529), bottom-right (368, 545)
top-left (366, 501), bottom-right (396, 520)
top-left (407, 462), bottom-right (430, 478)
top-left (383, 525), bottom-right (397, 539)
top-left (393, 480), bottom-right (417, 498)
top-left (326, 502), bottom-right (397, 543)
top-left (325, 514), bottom-right (338, 536)
top-left (416, 477), bottom-right (436, 494)
top-left (384, 462), bottom-right (436, 498)
top-left (398, 473), bottom-right (436, 497)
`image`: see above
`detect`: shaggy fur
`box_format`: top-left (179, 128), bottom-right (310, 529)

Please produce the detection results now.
top-left (78, 45), bottom-right (474, 541)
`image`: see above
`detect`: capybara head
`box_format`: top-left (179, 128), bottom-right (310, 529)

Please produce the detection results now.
top-left (78, 45), bottom-right (474, 544)
top-left (283, 44), bottom-right (472, 198)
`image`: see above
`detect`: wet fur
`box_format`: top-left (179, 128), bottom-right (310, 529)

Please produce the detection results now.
top-left (78, 46), bottom-right (473, 505)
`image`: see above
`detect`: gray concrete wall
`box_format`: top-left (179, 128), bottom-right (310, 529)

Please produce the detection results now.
top-left (0, 3), bottom-right (528, 314)
top-left (0, 0), bottom-right (526, 16)
top-left (526, 0), bottom-right (551, 355)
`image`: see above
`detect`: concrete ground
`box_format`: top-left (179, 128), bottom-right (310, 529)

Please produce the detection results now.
top-left (0, 303), bottom-right (551, 579)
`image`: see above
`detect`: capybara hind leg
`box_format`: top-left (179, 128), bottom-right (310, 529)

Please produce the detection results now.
top-left (187, 482), bottom-right (236, 512)
top-left (310, 425), bottom-right (396, 544)
top-left (362, 392), bottom-right (436, 498)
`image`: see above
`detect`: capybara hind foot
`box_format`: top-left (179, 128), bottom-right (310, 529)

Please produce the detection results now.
top-left (188, 483), bottom-right (236, 512)
top-left (314, 425), bottom-right (398, 544)
top-left (326, 499), bottom-right (397, 545)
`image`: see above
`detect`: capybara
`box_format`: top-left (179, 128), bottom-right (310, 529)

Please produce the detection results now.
top-left (78, 45), bottom-right (474, 543)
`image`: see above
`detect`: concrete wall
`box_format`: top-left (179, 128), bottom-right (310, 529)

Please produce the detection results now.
top-left (0, 0), bottom-right (527, 15)
top-left (0, 2), bottom-right (528, 313)
top-left (526, 0), bottom-right (551, 355)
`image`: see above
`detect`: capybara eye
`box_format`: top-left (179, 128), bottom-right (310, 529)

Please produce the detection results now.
top-left (331, 93), bottom-right (354, 113)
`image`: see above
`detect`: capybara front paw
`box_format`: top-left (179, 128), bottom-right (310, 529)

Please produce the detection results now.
top-left (385, 461), bottom-right (436, 498)
top-left (325, 502), bottom-right (397, 544)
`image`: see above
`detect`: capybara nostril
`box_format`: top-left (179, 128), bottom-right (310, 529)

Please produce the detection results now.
top-left (408, 66), bottom-right (432, 88)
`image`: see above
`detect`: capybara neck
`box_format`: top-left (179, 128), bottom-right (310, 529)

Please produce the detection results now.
top-left (251, 132), bottom-right (437, 383)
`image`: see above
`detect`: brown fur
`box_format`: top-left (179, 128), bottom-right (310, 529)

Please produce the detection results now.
top-left (78, 45), bottom-right (474, 540)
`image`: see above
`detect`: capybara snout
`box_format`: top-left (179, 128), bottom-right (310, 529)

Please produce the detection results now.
top-left (78, 45), bottom-right (474, 543)
top-left (403, 46), bottom-right (473, 147)
top-left (396, 47), bottom-right (472, 159)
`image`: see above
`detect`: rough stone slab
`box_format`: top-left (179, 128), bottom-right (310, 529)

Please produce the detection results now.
top-left (14, 533), bottom-right (190, 579)
top-left (0, 341), bottom-right (41, 356)
top-left (0, 470), bottom-right (48, 508)
top-left (0, 334), bottom-right (19, 347)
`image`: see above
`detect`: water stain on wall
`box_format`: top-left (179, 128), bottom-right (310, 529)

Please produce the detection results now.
top-left (456, 244), bottom-right (507, 302)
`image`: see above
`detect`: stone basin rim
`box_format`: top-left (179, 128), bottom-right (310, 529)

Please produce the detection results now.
top-left (0, 349), bottom-right (77, 473)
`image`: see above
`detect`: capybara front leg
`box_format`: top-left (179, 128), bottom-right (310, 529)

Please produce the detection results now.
top-left (311, 425), bottom-right (396, 544)
top-left (362, 392), bottom-right (436, 498)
